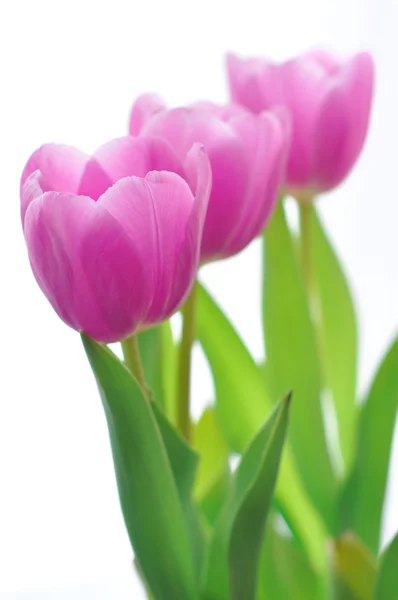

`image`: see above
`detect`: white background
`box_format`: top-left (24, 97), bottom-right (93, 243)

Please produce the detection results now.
top-left (0, 0), bottom-right (397, 597)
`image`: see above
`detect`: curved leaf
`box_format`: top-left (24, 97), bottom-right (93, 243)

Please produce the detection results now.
top-left (311, 206), bottom-right (358, 472)
top-left (257, 516), bottom-right (322, 600)
top-left (162, 321), bottom-right (178, 425)
top-left (193, 407), bottom-right (230, 502)
top-left (196, 282), bottom-right (271, 451)
top-left (340, 337), bottom-right (398, 554)
top-left (138, 322), bottom-right (178, 425)
top-left (151, 401), bottom-right (206, 576)
top-left (262, 200), bottom-right (336, 529)
top-left (197, 283), bottom-right (327, 574)
top-left (137, 326), bottom-right (165, 407)
top-left (151, 401), bottom-right (198, 506)
top-left (202, 395), bottom-right (291, 600)
top-left (374, 533), bottom-right (398, 600)
top-left (81, 335), bottom-right (198, 600)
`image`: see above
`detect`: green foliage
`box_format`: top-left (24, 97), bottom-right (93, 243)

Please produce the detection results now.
top-left (193, 407), bottom-right (231, 527)
top-left (374, 534), bottom-right (398, 599)
top-left (197, 282), bottom-right (327, 573)
top-left (262, 201), bottom-right (336, 529)
top-left (310, 206), bottom-right (358, 472)
top-left (340, 337), bottom-right (398, 554)
top-left (202, 395), bottom-right (291, 600)
top-left (81, 335), bottom-right (198, 600)
top-left (257, 516), bottom-right (322, 600)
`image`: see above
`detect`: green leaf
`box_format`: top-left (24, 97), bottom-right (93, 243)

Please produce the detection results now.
top-left (138, 322), bottom-right (178, 426)
top-left (256, 516), bottom-right (322, 600)
top-left (197, 283), bottom-right (327, 574)
top-left (202, 394), bottom-right (291, 600)
top-left (193, 407), bottom-right (230, 502)
top-left (262, 200), bottom-right (336, 529)
top-left (311, 206), bottom-right (358, 472)
top-left (331, 533), bottom-right (377, 600)
top-left (192, 407), bottom-right (231, 530)
top-left (151, 401), bottom-right (198, 506)
top-left (197, 282), bottom-right (271, 452)
top-left (199, 471), bottom-right (230, 529)
top-left (374, 533), bottom-right (398, 600)
top-left (81, 335), bottom-right (198, 600)
top-left (340, 337), bottom-right (398, 554)
top-left (151, 401), bottom-right (206, 575)
top-left (138, 326), bottom-right (165, 407)
top-left (162, 321), bottom-right (179, 425)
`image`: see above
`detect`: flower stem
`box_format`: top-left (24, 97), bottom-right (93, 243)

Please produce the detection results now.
top-left (121, 334), bottom-right (148, 400)
top-left (176, 281), bottom-right (198, 442)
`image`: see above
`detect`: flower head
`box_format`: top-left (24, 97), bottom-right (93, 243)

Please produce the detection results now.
top-left (130, 95), bottom-right (289, 261)
top-left (21, 138), bottom-right (211, 343)
top-left (227, 50), bottom-right (375, 198)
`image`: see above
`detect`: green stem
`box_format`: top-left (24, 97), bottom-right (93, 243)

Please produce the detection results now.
top-left (121, 334), bottom-right (148, 400)
top-left (176, 281), bottom-right (198, 441)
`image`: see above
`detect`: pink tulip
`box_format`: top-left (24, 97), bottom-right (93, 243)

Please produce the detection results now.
top-left (21, 137), bottom-right (211, 343)
top-left (129, 95), bottom-right (289, 261)
top-left (226, 50), bottom-right (375, 197)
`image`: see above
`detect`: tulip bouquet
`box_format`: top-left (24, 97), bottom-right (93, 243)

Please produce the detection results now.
top-left (20, 49), bottom-right (398, 600)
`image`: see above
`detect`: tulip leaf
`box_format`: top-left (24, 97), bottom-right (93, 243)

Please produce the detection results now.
top-left (340, 337), bottom-right (398, 554)
top-left (331, 533), bottom-right (377, 600)
top-left (138, 326), bottom-right (165, 407)
top-left (151, 401), bottom-right (205, 575)
top-left (151, 401), bottom-right (198, 507)
top-left (193, 407), bottom-right (230, 501)
top-left (162, 321), bottom-right (179, 426)
top-left (310, 206), bottom-right (358, 472)
top-left (256, 516), bottom-right (322, 600)
top-left (196, 282), bottom-right (271, 451)
top-left (197, 282), bottom-right (327, 574)
top-left (81, 335), bottom-right (198, 600)
top-left (262, 200), bottom-right (336, 529)
top-left (201, 394), bottom-right (291, 600)
top-left (374, 533), bottom-right (398, 600)
top-left (199, 472), bottom-right (231, 529)
top-left (192, 407), bottom-right (231, 529)
top-left (138, 322), bottom-right (178, 426)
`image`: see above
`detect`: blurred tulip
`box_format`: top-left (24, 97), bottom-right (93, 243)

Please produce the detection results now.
top-left (20, 138), bottom-right (211, 343)
top-left (227, 50), bottom-right (375, 198)
top-left (130, 95), bottom-right (289, 261)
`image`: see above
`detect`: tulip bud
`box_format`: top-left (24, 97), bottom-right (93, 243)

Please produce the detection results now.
top-left (20, 138), bottom-right (211, 343)
top-left (129, 95), bottom-right (289, 261)
top-left (226, 50), bottom-right (375, 198)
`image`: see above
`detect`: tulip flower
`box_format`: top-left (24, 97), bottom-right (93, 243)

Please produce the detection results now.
top-left (129, 95), bottom-right (289, 262)
top-left (20, 138), bottom-right (211, 343)
top-left (226, 50), bottom-right (375, 198)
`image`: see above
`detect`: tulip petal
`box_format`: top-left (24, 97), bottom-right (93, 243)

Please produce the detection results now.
top-left (139, 107), bottom-right (192, 158)
top-left (21, 143), bottom-right (88, 196)
top-left (98, 161), bottom-right (207, 323)
top-left (21, 170), bottom-right (47, 224)
top-left (314, 52), bottom-right (375, 191)
top-left (261, 59), bottom-right (329, 189)
top-left (140, 107), bottom-right (248, 261)
top-left (172, 144), bottom-right (212, 305)
top-left (129, 94), bottom-right (166, 135)
top-left (78, 136), bottom-right (184, 200)
top-left (305, 49), bottom-right (341, 75)
top-left (24, 188), bottom-right (148, 343)
top-left (226, 53), bottom-right (269, 114)
top-left (200, 134), bottom-right (249, 259)
top-left (225, 111), bottom-right (288, 255)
